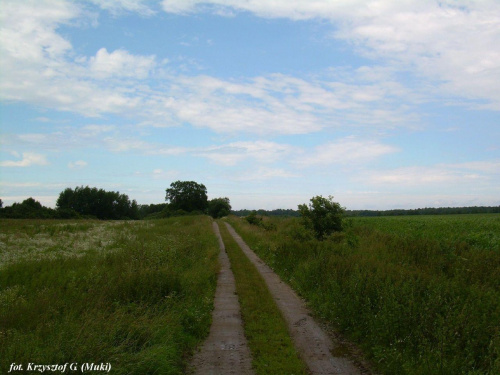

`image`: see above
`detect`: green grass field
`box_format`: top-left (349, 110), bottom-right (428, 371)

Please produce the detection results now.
top-left (228, 214), bottom-right (500, 375)
top-left (2, 214), bottom-right (499, 374)
top-left (0, 217), bottom-right (219, 375)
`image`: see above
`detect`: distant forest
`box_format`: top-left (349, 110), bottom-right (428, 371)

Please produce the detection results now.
top-left (232, 206), bottom-right (500, 217)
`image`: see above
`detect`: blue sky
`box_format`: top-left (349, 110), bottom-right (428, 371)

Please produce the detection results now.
top-left (1, 0), bottom-right (499, 210)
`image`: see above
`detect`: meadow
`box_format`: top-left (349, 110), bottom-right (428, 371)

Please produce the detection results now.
top-left (227, 214), bottom-right (500, 375)
top-left (0, 217), bottom-right (219, 375)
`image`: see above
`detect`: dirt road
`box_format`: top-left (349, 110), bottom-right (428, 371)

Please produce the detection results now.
top-left (189, 222), bottom-right (254, 375)
top-left (224, 222), bottom-right (363, 375)
top-left (191, 221), bottom-right (365, 374)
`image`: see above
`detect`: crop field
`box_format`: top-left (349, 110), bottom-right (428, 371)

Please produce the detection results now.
top-left (0, 217), bottom-right (219, 375)
top-left (227, 214), bottom-right (500, 375)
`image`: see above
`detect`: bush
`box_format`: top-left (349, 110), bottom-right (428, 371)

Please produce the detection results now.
top-left (207, 197), bottom-right (231, 218)
top-left (298, 195), bottom-right (345, 240)
top-left (245, 211), bottom-right (263, 226)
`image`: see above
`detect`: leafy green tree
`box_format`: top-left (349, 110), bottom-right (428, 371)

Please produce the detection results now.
top-left (0, 198), bottom-right (56, 219)
top-left (165, 181), bottom-right (208, 213)
top-left (56, 186), bottom-right (138, 220)
top-left (207, 197), bottom-right (231, 218)
top-left (298, 195), bottom-right (345, 240)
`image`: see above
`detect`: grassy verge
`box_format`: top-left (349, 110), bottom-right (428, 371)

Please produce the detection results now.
top-left (0, 216), bottom-right (219, 375)
top-left (217, 221), bottom-right (308, 375)
top-left (227, 214), bottom-right (500, 375)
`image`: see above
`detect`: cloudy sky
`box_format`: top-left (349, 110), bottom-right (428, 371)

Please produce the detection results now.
top-left (1, 0), bottom-right (499, 210)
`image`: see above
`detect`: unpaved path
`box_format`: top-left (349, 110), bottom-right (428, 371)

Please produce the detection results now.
top-left (225, 222), bottom-right (362, 375)
top-left (189, 222), bottom-right (254, 375)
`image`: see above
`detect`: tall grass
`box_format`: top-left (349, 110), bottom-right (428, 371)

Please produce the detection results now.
top-left (0, 217), bottom-right (219, 375)
top-left (228, 214), bottom-right (500, 375)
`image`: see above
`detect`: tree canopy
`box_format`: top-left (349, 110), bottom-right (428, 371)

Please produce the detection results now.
top-left (56, 186), bottom-right (138, 220)
top-left (165, 181), bottom-right (208, 213)
top-left (207, 197), bottom-right (231, 218)
top-left (0, 198), bottom-right (58, 219)
top-left (298, 195), bottom-right (345, 240)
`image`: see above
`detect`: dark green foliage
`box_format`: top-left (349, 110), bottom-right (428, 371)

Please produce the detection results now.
top-left (56, 186), bottom-right (139, 220)
top-left (245, 212), bottom-right (277, 232)
top-left (137, 203), bottom-right (168, 219)
top-left (207, 197), bottom-right (231, 218)
top-left (0, 198), bottom-right (72, 219)
top-left (298, 195), bottom-right (345, 240)
top-left (233, 206), bottom-right (500, 218)
top-left (165, 181), bottom-right (208, 213)
top-left (348, 206), bottom-right (500, 216)
top-left (245, 211), bottom-right (262, 225)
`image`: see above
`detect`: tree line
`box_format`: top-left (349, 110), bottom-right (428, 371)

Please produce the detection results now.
top-left (0, 187), bottom-right (139, 220)
top-left (232, 206), bottom-right (500, 217)
top-left (347, 206), bottom-right (500, 216)
top-left (1, 183), bottom-right (498, 220)
top-left (0, 181), bottom-right (231, 220)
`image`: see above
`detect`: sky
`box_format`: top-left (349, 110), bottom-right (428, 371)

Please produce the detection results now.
top-left (0, 0), bottom-right (499, 210)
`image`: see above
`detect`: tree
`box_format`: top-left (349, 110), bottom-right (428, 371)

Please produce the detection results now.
top-left (0, 198), bottom-right (56, 219)
top-left (298, 195), bottom-right (345, 240)
top-left (165, 181), bottom-right (208, 213)
top-left (207, 197), bottom-right (231, 218)
top-left (56, 186), bottom-right (138, 220)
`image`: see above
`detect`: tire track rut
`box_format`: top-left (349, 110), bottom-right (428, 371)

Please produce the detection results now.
top-left (189, 222), bottom-right (254, 375)
top-left (224, 222), bottom-right (362, 375)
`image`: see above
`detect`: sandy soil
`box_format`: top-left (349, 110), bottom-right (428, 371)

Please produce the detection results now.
top-left (189, 222), bottom-right (254, 375)
top-left (225, 222), bottom-right (364, 375)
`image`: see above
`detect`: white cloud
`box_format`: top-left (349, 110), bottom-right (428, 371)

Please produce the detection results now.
top-left (161, 0), bottom-right (200, 14)
top-left (233, 167), bottom-right (299, 181)
top-left (198, 141), bottom-right (296, 165)
top-left (160, 0), bottom-right (500, 108)
top-left (68, 160), bottom-right (88, 169)
top-left (0, 152), bottom-right (49, 167)
top-left (79, 125), bottom-right (116, 137)
top-left (88, 48), bottom-right (156, 79)
top-left (0, 2), bottom-right (147, 116)
top-left (0, 0), bottom-right (77, 63)
top-left (0, 1), bottom-right (423, 134)
top-left (366, 161), bottom-right (499, 187)
top-left (0, 182), bottom-right (41, 188)
top-left (295, 138), bottom-right (398, 168)
top-left (450, 161), bottom-right (500, 174)
top-left (150, 168), bottom-right (180, 180)
top-left (87, 0), bottom-right (156, 16)
top-left (156, 73), bottom-right (418, 135)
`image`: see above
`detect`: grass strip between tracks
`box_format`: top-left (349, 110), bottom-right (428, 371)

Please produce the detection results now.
top-left (218, 220), bottom-right (308, 375)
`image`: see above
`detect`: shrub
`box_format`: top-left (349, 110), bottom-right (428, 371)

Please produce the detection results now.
top-left (207, 197), bottom-right (231, 218)
top-left (298, 195), bottom-right (345, 240)
top-left (245, 211), bottom-right (262, 226)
